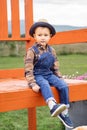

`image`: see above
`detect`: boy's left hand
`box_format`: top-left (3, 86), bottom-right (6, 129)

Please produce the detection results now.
top-left (32, 84), bottom-right (40, 93)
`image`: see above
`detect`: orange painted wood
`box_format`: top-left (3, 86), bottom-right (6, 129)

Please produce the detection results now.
top-left (0, 0), bottom-right (8, 40)
top-left (0, 37), bottom-right (31, 41)
top-left (0, 68), bottom-right (24, 79)
top-left (25, 0), bottom-right (33, 38)
top-left (25, 0), bottom-right (34, 49)
top-left (28, 108), bottom-right (36, 130)
top-left (49, 29), bottom-right (87, 45)
top-left (0, 0), bottom-right (33, 41)
top-left (11, 0), bottom-right (20, 38)
top-left (0, 28), bottom-right (87, 43)
top-left (0, 78), bottom-right (87, 130)
top-left (0, 79), bottom-right (87, 112)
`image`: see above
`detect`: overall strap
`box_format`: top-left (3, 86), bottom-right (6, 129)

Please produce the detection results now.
top-left (48, 45), bottom-right (52, 53)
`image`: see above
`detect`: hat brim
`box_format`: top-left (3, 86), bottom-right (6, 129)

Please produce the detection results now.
top-left (29, 22), bottom-right (56, 37)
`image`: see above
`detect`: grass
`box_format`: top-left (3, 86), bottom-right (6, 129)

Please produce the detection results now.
top-left (0, 54), bottom-right (87, 130)
top-left (59, 54), bottom-right (87, 76)
top-left (0, 110), bottom-right (28, 130)
top-left (0, 56), bottom-right (24, 69)
top-left (0, 54), bottom-right (86, 75)
top-left (37, 107), bottom-right (64, 130)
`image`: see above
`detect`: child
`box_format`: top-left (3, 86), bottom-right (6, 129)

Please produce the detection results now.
top-left (24, 19), bottom-right (73, 128)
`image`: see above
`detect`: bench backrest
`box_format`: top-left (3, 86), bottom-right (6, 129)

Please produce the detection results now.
top-left (0, 0), bottom-right (87, 79)
top-left (0, 0), bottom-right (32, 42)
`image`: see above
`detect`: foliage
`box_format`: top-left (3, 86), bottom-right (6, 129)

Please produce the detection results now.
top-left (0, 41), bottom-right (87, 57)
top-left (53, 43), bottom-right (87, 55)
top-left (75, 73), bottom-right (87, 80)
top-left (0, 41), bottom-right (25, 57)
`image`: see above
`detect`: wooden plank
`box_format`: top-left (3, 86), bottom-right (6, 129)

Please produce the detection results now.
top-left (0, 68), bottom-right (24, 79)
top-left (49, 29), bottom-right (87, 45)
top-left (0, 0), bottom-right (8, 40)
top-left (0, 37), bottom-right (31, 41)
top-left (28, 108), bottom-right (36, 130)
top-left (69, 83), bottom-right (87, 101)
top-left (0, 79), bottom-right (87, 112)
top-left (25, 0), bottom-right (34, 49)
top-left (0, 0), bottom-right (32, 41)
top-left (11, 0), bottom-right (20, 38)
top-left (25, 0), bottom-right (33, 37)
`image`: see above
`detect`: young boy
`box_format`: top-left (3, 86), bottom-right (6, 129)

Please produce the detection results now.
top-left (25, 20), bottom-right (73, 128)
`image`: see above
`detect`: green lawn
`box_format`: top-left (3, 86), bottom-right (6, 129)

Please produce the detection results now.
top-left (0, 54), bottom-right (87, 130)
top-left (0, 56), bottom-right (24, 69)
top-left (59, 54), bottom-right (87, 76)
top-left (0, 54), bottom-right (87, 75)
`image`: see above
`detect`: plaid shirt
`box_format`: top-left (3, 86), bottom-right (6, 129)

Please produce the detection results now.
top-left (24, 43), bottom-right (62, 87)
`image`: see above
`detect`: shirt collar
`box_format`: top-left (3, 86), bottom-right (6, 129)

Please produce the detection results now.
top-left (35, 42), bottom-right (48, 50)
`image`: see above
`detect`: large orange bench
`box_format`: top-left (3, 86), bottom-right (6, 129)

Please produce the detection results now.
top-left (0, 74), bottom-right (87, 130)
top-left (0, 0), bottom-right (87, 130)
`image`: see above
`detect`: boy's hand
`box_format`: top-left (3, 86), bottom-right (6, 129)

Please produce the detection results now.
top-left (32, 84), bottom-right (40, 93)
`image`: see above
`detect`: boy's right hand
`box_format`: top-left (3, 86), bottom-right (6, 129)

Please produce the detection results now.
top-left (32, 84), bottom-right (40, 93)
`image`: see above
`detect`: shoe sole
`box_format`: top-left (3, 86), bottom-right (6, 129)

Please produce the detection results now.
top-left (51, 104), bottom-right (67, 117)
top-left (58, 115), bottom-right (73, 129)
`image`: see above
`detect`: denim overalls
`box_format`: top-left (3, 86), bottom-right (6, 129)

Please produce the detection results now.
top-left (32, 45), bottom-right (69, 106)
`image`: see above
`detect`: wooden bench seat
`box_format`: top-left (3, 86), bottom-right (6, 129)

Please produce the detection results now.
top-left (0, 78), bottom-right (87, 113)
top-left (0, 77), bottom-right (87, 130)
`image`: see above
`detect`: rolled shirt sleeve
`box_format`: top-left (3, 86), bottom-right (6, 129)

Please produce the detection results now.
top-left (24, 48), bottom-right (37, 87)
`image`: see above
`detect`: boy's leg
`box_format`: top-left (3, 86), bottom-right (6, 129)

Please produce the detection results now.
top-left (35, 75), bottom-right (54, 101)
top-left (47, 74), bottom-right (69, 105)
top-left (35, 75), bottom-right (67, 117)
top-left (47, 74), bottom-right (73, 128)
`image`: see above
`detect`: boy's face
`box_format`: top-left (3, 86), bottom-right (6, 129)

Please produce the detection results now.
top-left (33, 27), bottom-right (51, 47)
